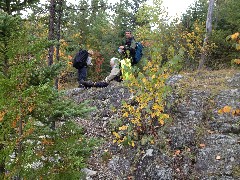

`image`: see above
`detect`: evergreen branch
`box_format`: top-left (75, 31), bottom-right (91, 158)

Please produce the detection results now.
top-left (65, 5), bottom-right (108, 11)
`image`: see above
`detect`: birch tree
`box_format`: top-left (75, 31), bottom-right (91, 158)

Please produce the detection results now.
top-left (198, 0), bottom-right (214, 70)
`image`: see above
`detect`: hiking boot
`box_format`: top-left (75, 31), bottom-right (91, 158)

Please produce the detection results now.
top-left (78, 84), bottom-right (85, 88)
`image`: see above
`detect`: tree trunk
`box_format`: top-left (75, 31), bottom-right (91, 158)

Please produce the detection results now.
top-left (15, 96), bottom-right (23, 180)
top-left (198, 0), bottom-right (214, 70)
top-left (48, 0), bottom-right (56, 130)
top-left (0, 142), bottom-right (5, 179)
top-left (48, 0), bottom-right (56, 66)
top-left (55, 0), bottom-right (63, 89)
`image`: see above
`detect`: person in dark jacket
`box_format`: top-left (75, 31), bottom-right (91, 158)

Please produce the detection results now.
top-left (77, 49), bottom-right (93, 88)
top-left (118, 30), bottom-right (136, 65)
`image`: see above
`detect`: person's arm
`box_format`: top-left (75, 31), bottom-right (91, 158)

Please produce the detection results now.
top-left (129, 38), bottom-right (136, 54)
top-left (123, 39), bottom-right (136, 54)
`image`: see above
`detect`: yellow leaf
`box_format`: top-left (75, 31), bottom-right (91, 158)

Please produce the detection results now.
top-left (158, 119), bottom-right (164, 126)
top-left (234, 59), bottom-right (240, 64)
top-left (231, 32), bottom-right (239, 40)
top-left (142, 78), bottom-right (147, 83)
top-left (112, 132), bottom-right (120, 139)
top-left (131, 141), bottom-right (135, 147)
top-left (0, 111), bottom-right (6, 122)
top-left (152, 103), bottom-right (163, 110)
top-left (119, 125), bottom-right (128, 131)
top-left (123, 112), bottom-right (129, 117)
top-left (117, 139), bottom-right (124, 143)
top-left (232, 109), bottom-right (240, 116)
top-left (28, 106), bottom-right (34, 113)
top-left (162, 114), bottom-right (169, 119)
top-left (236, 44), bottom-right (240, 51)
top-left (151, 113), bottom-right (156, 118)
top-left (218, 109), bottom-right (224, 114)
top-left (223, 106), bottom-right (232, 113)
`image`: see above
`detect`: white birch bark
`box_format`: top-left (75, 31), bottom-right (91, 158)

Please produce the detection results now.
top-left (198, 0), bottom-right (214, 70)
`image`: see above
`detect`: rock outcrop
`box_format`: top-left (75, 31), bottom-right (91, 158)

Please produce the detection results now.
top-left (66, 70), bottom-right (240, 180)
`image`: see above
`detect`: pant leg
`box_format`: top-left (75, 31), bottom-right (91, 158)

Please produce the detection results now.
top-left (78, 66), bottom-right (87, 84)
top-left (94, 81), bottom-right (109, 88)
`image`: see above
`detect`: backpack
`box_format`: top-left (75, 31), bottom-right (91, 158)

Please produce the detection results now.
top-left (73, 49), bottom-right (89, 69)
top-left (132, 42), bottom-right (143, 64)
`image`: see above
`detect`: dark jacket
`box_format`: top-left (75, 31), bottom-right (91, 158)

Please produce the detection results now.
top-left (122, 37), bottom-right (136, 63)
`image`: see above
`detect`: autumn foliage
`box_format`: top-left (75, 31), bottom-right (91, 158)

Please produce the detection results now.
top-left (226, 32), bottom-right (240, 67)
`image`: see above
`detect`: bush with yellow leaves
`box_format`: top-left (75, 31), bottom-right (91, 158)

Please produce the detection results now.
top-left (112, 20), bottom-right (184, 147)
top-left (226, 32), bottom-right (240, 68)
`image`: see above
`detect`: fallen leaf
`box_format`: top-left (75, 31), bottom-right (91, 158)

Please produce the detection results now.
top-left (176, 168), bottom-right (180, 172)
top-left (216, 155), bottom-right (221, 160)
top-left (199, 143), bottom-right (206, 148)
top-left (232, 109), bottom-right (240, 116)
top-left (175, 150), bottom-right (181, 155)
top-left (217, 109), bottom-right (224, 114)
top-left (207, 130), bottom-right (214, 134)
top-left (223, 106), bottom-right (232, 113)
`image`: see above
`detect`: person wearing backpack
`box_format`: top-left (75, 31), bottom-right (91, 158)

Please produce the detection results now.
top-left (118, 30), bottom-right (137, 65)
top-left (72, 49), bottom-right (93, 88)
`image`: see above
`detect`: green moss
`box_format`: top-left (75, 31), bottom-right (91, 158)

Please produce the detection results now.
top-left (177, 69), bottom-right (239, 94)
top-left (233, 165), bottom-right (240, 178)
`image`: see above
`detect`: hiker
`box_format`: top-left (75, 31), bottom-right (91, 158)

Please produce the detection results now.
top-left (73, 49), bottom-right (93, 88)
top-left (104, 57), bottom-right (122, 83)
top-left (118, 30), bottom-right (136, 65)
top-left (80, 57), bottom-right (122, 88)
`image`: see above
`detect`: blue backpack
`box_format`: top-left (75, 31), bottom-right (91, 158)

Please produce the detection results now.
top-left (133, 42), bottom-right (143, 64)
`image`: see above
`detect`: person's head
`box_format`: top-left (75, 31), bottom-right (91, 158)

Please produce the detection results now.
top-left (110, 57), bottom-right (119, 68)
top-left (88, 49), bottom-right (93, 57)
top-left (125, 30), bottom-right (132, 39)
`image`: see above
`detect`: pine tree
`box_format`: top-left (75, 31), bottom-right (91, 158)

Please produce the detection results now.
top-left (0, 12), bottom-right (97, 179)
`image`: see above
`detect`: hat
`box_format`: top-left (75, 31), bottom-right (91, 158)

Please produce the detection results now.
top-left (110, 57), bottom-right (120, 65)
top-left (88, 49), bottom-right (93, 55)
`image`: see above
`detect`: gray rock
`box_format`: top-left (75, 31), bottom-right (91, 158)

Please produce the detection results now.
top-left (195, 134), bottom-right (240, 178)
top-left (65, 71), bottom-right (240, 179)
top-left (82, 168), bottom-right (97, 177)
top-left (108, 156), bottom-right (131, 179)
top-left (166, 74), bottom-right (183, 86)
top-left (169, 126), bottom-right (196, 149)
top-left (227, 73), bottom-right (240, 88)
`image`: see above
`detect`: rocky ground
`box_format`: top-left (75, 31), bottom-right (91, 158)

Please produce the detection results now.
top-left (65, 69), bottom-right (240, 180)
